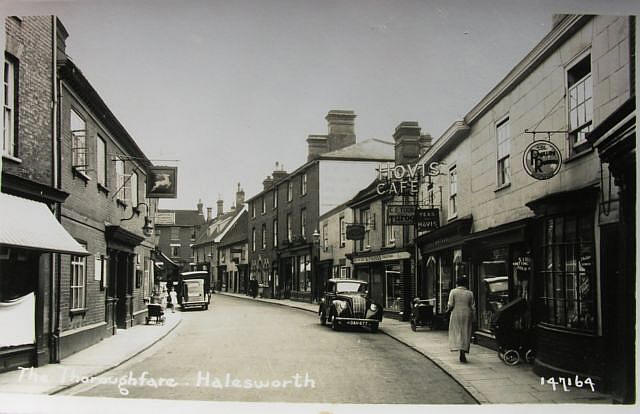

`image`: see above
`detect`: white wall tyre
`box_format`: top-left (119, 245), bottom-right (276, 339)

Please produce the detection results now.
top-left (503, 349), bottom-right (520, 366)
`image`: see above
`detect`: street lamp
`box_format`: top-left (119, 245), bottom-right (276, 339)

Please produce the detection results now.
top-left (312, 229), bottom-right (320, 303)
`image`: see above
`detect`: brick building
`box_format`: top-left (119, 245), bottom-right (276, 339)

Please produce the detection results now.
top-left (56, 31), bottom-right (158, 355)
top-left (155, 201), bottom-right (206, 277)
top-left (246, 110), bottom-right (395, 302)
top-left (413, 15), bottom-right (635, 401)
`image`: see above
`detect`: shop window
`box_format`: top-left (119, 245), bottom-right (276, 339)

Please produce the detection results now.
top-left (0, 248), bottom-right (37, 302)
top-left (3, 56), bottom-right (18, 158)
top-left (340, 266), bottom-right (351, 278)
top-left (70, 245), bottom-right (88, 311)
top-left (566, 53), bottom-right (593, 157)
top-left (537, 213), bottom-right (596, 332)
top-left (478, 257), bottom-right (508, 332)
top-left (438, 255), bottom-right (453, 314)
top-left (385, 264), bottom-right (402, 312)
top-left (496, 118), bottom-right (510, 187)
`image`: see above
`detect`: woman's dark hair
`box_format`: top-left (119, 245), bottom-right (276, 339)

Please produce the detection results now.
top-left (456, 275), bottom-right (468, 287)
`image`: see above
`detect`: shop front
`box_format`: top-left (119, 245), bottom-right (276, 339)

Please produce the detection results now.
top-left (351, 250), bottom-right (412, 319)
top-left (465, 219), bottom-right (533, 349)
top-left (525, 186), bottom-right (606, 388)
top-left (417, 217), bottom-right (472, 328)
top-left (0, 192), bottom-right (88, 372)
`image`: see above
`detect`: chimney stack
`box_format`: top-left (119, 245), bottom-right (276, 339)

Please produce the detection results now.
top-left (326, 110), bottom-right (356, 151)
top-left (217, 198), bottom-right (224, 217)
top-left (419, 133), bottom-right (433, 157)
top-left (306, 135), bottom-right (329, 161)
top-left (197, 199), bottom-right (204, 216)
top-left (235, 183), bottom-right (245, 207)
top-left (271, 161), bottom-right (288, 182)
top-left (393, 121), bottom-right (422, 165)
top-left (263, 176), bottom-right (274, 190)
top-left (206, 207), bottom-right (212, 221)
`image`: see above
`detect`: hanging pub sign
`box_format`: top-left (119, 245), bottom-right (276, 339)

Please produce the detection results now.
top-left (523, 140), bottom-right (562, 180)
top-left (387, 204), bottom-right (416, 225)
top-left (376, 162), bottom-right (442, 196)
top-left (147, 166), bottom-right (178, 198)
top-left (416, 208), bottom-right (439, 231)
top-left (346, 224), bottom-right (365, 241)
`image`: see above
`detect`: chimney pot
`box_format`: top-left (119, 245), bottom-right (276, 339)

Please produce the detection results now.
top-left (306, 135), bottom-right (329, 161)
top-left (206, 207), bottom-right (212, 221)
top-left (235, 183), bottom-right (245, 207)
top-left (217, 199), bottom-right (224, 217)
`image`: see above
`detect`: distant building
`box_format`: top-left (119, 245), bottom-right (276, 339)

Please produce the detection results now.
top-left (155, 201), bottom-right (206, 276)
top-left (246, 110), bottom-right (396, 302)
top-left (317, 201), bottom-right (355, 284)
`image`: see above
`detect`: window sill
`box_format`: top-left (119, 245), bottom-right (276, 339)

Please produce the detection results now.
top-left (72, 167), bottom-right (91, 183)
top-left (97, 182), bottom-right (110, 195)
top-left (565, 147), bottom-right (594, 164)
top-left (116, 199), bottom-right (128, 209)
top-left (2, 154), bottom-right (22, 164)
top-left (69, 308), bottom-right (87, 317)
top-left (494, 182), bottom-right (511, 193)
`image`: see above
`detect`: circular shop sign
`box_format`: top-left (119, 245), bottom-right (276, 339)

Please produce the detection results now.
top-left (523, 140), bottom-right (562, 180)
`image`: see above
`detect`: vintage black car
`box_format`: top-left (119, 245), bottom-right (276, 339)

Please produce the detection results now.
top-left (318, 279), bottom-right (383, 332)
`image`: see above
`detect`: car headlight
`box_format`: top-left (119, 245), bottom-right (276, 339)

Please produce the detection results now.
top-left (370, 303), bottom-right (378, 312)
top-left (334, 301), bottom-right (346, 313)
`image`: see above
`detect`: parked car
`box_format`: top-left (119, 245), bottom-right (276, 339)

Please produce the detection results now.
top-left (178, 271), bottom-right (210, 310)
top-left (318, 279), bottom-right (383, 332)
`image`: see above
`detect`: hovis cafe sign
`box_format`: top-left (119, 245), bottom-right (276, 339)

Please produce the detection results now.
top-left (376, 162), bottom-right (441, 196)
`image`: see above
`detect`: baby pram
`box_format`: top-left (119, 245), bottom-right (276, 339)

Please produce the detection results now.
top-left (491, 297), bottom-right (535, 365)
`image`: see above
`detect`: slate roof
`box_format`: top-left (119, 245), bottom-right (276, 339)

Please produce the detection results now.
top-left (318, 138), bottom-right (395, 160)
top-left (157, 209), bottom-right (206, 227)
top-left (219, 210), bottom-right (248, 247)
top-left (192, 208), bottom-right (241, 246)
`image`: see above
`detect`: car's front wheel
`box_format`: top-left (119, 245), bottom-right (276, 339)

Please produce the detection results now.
top-left (320, 311), bottom-right (326, 326)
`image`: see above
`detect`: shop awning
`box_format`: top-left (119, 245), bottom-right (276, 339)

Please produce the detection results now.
top-left (0, 192), bottom-right (89, 256)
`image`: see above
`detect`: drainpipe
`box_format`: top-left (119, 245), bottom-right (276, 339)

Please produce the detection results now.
top-left (51, 15), bottom-right (62, 363)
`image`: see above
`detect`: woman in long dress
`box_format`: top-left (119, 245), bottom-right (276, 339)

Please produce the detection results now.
top-left (447, 275), bottom-right (475, 362)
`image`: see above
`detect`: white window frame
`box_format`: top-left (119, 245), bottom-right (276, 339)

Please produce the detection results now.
top-left (170, 244), bottom-right (180, 257)
top-left (261, 224), bottom-right (267, 249)
top-left (115, 156), bottom-right (129, 203)
top-left (96, 135), bottom-right (107, 186)
top-left (287, 181), bottom-right (293, 202)
top-left (322, 223), bottom-right (329, 252)
top-left (273, 187), bottom-right (278, 208)
top-left (565, 50), bottom-right (593, 156)
top-left (448, 165), bottom-right (458, 219)
top-left (361, 208), bottom-right (371, 250)
top-left (384, 203), bottom-right (397, 246)
top-left (300, 208), bottom-right (307, 239)
top-left (70, 247), bottom-right (87, 311)
top-left (3, 58), bottom-right (16, 158)
top-left (273, 219), bottom-right (278, 247)
top-left (287, 214), bottom-right (292, 242)
top-left (339, 216), bottom-right (346, 247)
top-left (252, 227), bottom-right (256, 252)
top-left (301, 173), bottom-right (307, 195)
top-left (70, 109), bottom-right (88, 172)
top-left (130, 170), bottom-right (138, 207)
top-left (496, 117), bottom-right (511, 188)
top-left (261, 197), bottom-right (266, 214)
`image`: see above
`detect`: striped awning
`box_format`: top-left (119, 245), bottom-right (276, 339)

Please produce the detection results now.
top-left (0, 192), bottom-right (89, 256)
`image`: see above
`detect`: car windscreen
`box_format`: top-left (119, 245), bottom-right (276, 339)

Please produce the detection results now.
top-left (336, 282), bottom-right (366, 293)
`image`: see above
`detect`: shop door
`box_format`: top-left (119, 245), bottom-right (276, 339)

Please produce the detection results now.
top-left (115, 252), bottom-right (131, 329)
top-left (370, 265), bottom-right (384, 307)
top-left (105, 251), bottom-right (118, 335)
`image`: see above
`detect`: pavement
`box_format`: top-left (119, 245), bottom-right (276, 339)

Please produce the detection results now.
top-left (0, 310), bottom-right (181, 396)
top-left (216, 291), bottom-right (614, 404)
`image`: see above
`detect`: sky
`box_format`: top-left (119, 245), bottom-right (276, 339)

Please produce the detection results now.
top-left (3, 0), bottom-right (639, 210)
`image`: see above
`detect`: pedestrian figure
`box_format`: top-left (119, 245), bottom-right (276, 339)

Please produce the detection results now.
top-left (447, 275), bottom-right (475, 363)
top-left (166, 287), bottom-right (175, 313)
top-left (170, 287), bottom-right (178, 313)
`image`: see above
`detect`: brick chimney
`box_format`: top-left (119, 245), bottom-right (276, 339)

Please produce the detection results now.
top-left (235, 183), bottom-right (245, 207)
top-left (326, 110), bottom-right (356, 151)
top-left (306, 135), bottom-right (329, 161)
top-left (206, 207), bottom-right (212, 222)
top-left (197, 199), bottom-right (204, 216)
top-left (271, 162), bottom-right (288, 182)
top-left (393, 121), bottom-right (422, 165)
top-left (217, 198), bottom-right (224, 217)
top-left (263, 176), bottom-right (274, 190)
top-left (419, 133), bottom-right (433, 157)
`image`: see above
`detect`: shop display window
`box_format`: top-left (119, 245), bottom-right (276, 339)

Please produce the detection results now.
top-left (478, 260), bottom-right (508, 331)
top-left (385, 264), bottom-right (402, 312)
top-left (537, 213), bottom-right (596, 332)
top-left (438, 255), bottom-right (452, 314)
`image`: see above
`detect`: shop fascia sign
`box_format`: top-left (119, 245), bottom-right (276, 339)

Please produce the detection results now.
top-left (352, 251), bottom-right (411, 264)
top-left (387, 204), bottom-right (440, 230)
top-left (376, 162), bottom-right (442, 196)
